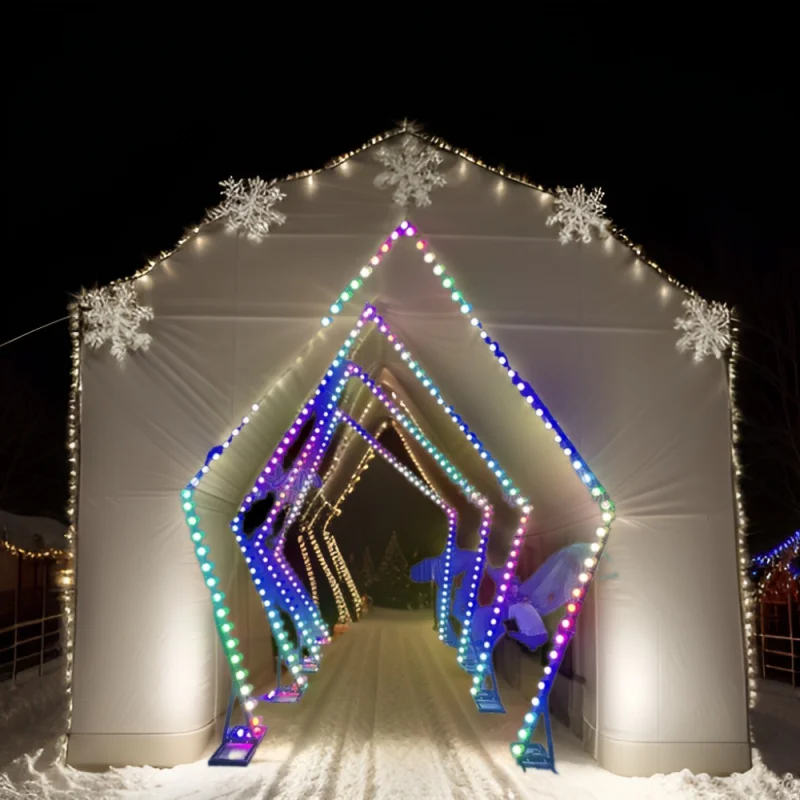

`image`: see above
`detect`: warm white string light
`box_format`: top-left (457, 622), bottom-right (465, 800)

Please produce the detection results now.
top-left (306, 524), bottom-right (351, 624)
top-left (309, 429), bottom-right (384, 617)
top-left (729, 313), bottom-right (758, 708)
top-left (298, 534), bottom-right (319, 607)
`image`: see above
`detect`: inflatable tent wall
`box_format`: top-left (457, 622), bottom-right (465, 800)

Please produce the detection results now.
top-left (65, 127), bottom-right (752, 777)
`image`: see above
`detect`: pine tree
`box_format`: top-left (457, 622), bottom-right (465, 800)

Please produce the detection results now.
top-left (361, 548), bottom-right (377, 589)
top-left (376, 532), bottom-right (412, 608)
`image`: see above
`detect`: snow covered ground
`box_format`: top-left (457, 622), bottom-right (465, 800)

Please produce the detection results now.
top-left (1, 610), bottom-right (797, 799)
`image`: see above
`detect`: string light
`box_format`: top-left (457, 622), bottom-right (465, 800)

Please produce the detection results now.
top-left (373, 244), bottom-right (614, 759)
top-left (320, 295), bottom-right (613, 757)
top-left (228, 322), bottom-right (379, 650)
top-left (61, 300), bottom-right (81, 758)
top-left (307, 413), bottom-right (457, 623)
top-left (177, 284), bottom-right (614, 751)
top-left (307, 523), bottom-right (352, 624)
top-left (181, 363), bottom-right (362, 726)
top-left (752, 531), bottom-right (800, 568)
top-left (334, 410), bottom-right (469, 638)
top-left (729, 315), bottom-right (759, 707)
top-left (298, 534), bottom-right (319, 606)
top-left (0, 539), bottom-right (68, 560)
top-left (322, 530), bottom-right (361, 616)
top-left (390, 418), bottom-right (438, 492)
top-left (316, 439), bottom-right (383, 617)
top-left (750, 531), bottom-right (800, 601)
top-left (304, 411), bottom-right (445, 622)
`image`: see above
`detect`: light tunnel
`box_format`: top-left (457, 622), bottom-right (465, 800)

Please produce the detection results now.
top-left (70, 136), bottom-right (748, 777)
top-left (181, 273), bottom-right (614, 768)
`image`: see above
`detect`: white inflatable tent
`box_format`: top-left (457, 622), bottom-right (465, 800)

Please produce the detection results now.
top-left (65, 128), bottom-right (752, 777)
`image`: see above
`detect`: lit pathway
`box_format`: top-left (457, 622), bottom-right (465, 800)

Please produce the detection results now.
top-left (260, 608), bottom-right (526, 799)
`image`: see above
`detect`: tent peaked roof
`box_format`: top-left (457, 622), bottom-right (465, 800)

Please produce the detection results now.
top-left (101, 126), bottom-right (704, 305)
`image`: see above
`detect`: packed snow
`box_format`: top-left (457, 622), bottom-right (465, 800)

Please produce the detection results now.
top-left (1, 610), bottom-right (797, 799)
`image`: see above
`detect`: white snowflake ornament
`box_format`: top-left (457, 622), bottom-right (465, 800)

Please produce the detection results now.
top-left (674, 296), bottom-right (731, 363)
top-left (207, 177), bottom-right (286, 241)
top-left (373, 136), bottom-right (446, 208)
top-left (546, 185), bottom-right (609, 244)
top-left (78, 282), bottom-right (154, 363)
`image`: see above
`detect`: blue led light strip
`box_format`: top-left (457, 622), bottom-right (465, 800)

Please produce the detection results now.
top-left (752, 531), bottom-right (800, 567)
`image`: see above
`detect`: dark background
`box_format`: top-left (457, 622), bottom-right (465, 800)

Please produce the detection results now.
top-left (2, 8), bottom-right (798, 556)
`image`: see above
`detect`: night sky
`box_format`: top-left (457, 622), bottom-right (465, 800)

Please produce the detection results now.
top-left (3, 9), bottom-right (797, 555)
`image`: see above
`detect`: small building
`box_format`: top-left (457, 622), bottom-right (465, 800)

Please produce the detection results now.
top-left (0, 509), bottom-right (69, 683)
top-left (751, 531), bottom-right (800, 687)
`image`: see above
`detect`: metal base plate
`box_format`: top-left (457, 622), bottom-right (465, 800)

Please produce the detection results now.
top-left (473, 690), bottom-right (506, 714)
top-left (516, 742), bottom-right (556, 773)
top-left (208, 728), bottom-right (266, 767)
top-left (263, 686), bottom-right (304, 704)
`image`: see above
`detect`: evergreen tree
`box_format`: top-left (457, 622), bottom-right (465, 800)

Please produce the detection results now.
top-left (361, 547), bottom-right (377, 589)
top-left (375, 532), bottom-right (413, 608)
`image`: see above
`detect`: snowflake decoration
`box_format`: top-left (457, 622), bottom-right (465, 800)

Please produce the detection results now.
top-left (373, 137), bottom-right (446, 208)
top-left (207, 177), bottom-right (286, 241)
top-left (78, 282), bottom-right (154, 363)
top-left (546, 185), bottom-right (609, 244)
top-left (674, 296), bottom-right (731, 363)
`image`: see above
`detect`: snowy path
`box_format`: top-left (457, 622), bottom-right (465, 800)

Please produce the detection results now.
top-left (263, 610), bottom-right (525, 799)
top-left (1, 610), bottom-right (798, 799)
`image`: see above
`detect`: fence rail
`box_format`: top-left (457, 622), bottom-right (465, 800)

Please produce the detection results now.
top-left (0, 613), bottom-right (63, 685)
top-left (757, 593), bottom-right (799, 688)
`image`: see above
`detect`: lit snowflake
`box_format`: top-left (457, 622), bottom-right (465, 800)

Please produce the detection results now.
top-left (207, 177), bottom-right (286, 241)
top-left (78, 282), bottom-right (154, 363)
top-left (546, 185), bottom-right (609, 244)
top-left (373, 136), bottom-right (446, 207)
top-left (674, 296), bottom-right (731, 363)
